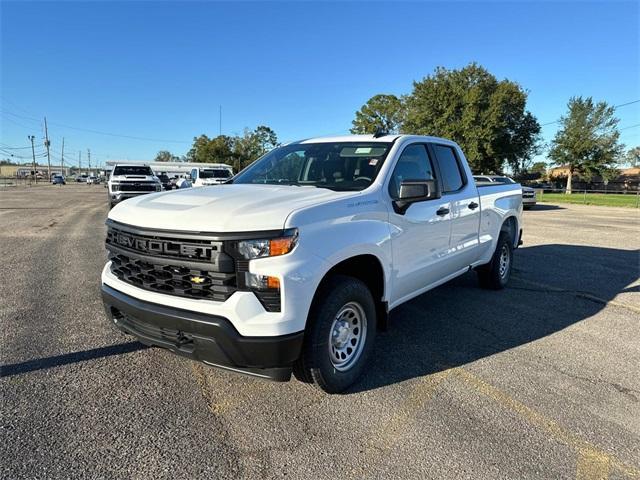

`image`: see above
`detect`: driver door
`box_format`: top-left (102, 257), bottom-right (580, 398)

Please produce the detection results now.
top-left (388, 144), bottom-right (453, 305)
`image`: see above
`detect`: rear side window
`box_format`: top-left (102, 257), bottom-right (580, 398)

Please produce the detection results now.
top-left (388, 144), bottom-right (435, 199)
top-left (432, 144), bottom-right (464, 192)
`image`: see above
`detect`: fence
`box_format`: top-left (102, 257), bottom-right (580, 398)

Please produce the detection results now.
top-left (0, 176), bottom-right (47, 188)
top-left (534, 189), bottom-right (640, 208)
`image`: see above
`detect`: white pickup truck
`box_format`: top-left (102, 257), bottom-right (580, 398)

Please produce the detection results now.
top-left (189, 165), bottom-right (234, 187)
top-left (107, 164), bottom-right (162, 208)
top-left (101, 135), bottom-right (522, 392)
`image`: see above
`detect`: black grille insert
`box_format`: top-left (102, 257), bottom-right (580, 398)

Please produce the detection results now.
top-left (109, 252), bottom-right (237, 302)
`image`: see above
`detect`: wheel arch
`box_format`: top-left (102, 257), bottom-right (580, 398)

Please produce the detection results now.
top-left (501, 215), bottom-right (519, 248)
top-left (310, 254), bottom-right (389, 331)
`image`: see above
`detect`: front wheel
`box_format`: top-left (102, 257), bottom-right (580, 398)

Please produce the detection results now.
top-left (294, 275), bottom-right (376, 393)
top-left (477, 231), bottom-right (513, 290)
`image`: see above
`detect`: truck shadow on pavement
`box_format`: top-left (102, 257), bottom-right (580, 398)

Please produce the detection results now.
top-left (350, 243), bottom-right (639, 393)
top-left (527, 204), bottom-right (565, 211)
top-left (0, 341), bottom-right (149, 378)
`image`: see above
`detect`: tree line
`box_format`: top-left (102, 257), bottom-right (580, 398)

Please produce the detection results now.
top-left (154, 125), bottom-right (278, 173)
top-left (351, 62), bottom-right (637, 192)
top-left (156, 62), bottom-right (636, 192)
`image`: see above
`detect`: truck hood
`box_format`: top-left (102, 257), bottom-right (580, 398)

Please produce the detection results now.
top-left (108, 184), bottom-right (355, 232)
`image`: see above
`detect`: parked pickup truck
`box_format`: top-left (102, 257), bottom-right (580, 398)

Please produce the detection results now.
top-left (107, 164), bottom-right (162, 208)
top-left (474, 175), bottom-right (537, 209)
top-left (101, 135), bottom-right (523, 392)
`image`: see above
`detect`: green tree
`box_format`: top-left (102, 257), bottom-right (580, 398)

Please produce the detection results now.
top-left (624, 146), bottom-right (640, 167)
top-left (186, 134), bottom-right (236, 164)
top-left (530, 161), bottom-right (548, 175)
top-left (154, 150), bottom-right (180, 162)
top-left (403, 63), bottom-right (541, 174)
top-left (600, 165), bottom-right (619, 191)
top-left (185, 126), bottom-right (278, 172)
top-left (548, 97), bottom-right (624, 193)
top-left (350, 94), bottom-right (405, 134)
top-left (232, 126), bottom-right (279, 171)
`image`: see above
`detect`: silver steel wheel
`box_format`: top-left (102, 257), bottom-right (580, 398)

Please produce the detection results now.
top-left (328, 301), bottom-right (367, 372)
top-left (498, 244), bottom-right (510, 278)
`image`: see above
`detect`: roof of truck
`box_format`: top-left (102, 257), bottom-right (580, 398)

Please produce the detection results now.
top-left (293, 134), bottom-right (457, 145)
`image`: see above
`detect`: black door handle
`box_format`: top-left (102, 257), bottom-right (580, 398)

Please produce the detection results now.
top-left (436, 207), bottom-right (450, 216)
top-left (468, 202), bottom-right (479, 210)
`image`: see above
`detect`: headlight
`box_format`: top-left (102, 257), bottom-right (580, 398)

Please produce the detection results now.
top-left (111, 184), bottom-right (119, 192)
top-left (156, 184), bottom-right (162, 191)
top-left (237, 230), bottom-right (298, 259)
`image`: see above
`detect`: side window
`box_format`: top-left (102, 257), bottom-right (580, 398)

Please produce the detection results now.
top-left (433, 144), bottom-right (464, 192)
top-left (388, 144), bottom-right (435, 199)
top-left (191, 168), bottom-right (197, 180)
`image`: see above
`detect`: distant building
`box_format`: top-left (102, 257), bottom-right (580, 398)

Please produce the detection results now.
top-left (0, 163), bottom-right (72, 178)
top-left (548, 164), bottom-right (639, 191)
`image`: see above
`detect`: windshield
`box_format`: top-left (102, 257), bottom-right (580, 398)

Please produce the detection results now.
top-left (232, 142), bottom-right (392, 191)
top-left (113, 166), bottom-right (153, 176)
top-left (200, 169), bottom-right (231, 179)
top-left (157, 174), bottom-right (170, 181)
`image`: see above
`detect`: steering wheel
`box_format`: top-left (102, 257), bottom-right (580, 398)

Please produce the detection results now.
top-left (354, 176), bottom-right (371, 182)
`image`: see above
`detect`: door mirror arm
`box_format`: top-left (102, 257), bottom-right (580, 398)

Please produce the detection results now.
top-left (392, 179), bottom-right (441, 215)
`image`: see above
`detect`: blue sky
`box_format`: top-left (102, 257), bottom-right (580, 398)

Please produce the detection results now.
top-left (1, 1), bottom-right (639, 166)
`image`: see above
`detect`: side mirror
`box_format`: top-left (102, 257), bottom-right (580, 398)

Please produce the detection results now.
top-left (394, 179), bottom-right (440, 214)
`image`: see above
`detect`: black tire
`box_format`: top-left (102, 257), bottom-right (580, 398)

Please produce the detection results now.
top-left (294, 275), bottom-right (376, 393)
top-left (477, 231), bottom-right (513, 290)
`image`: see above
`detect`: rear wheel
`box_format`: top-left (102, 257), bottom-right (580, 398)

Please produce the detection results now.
top-left (294, 275), bottom-right (376, 393)
top-left (477, 231), bottom-right (513, 290)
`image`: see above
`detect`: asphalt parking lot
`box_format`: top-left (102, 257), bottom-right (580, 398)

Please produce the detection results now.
top-left (1, 184), bottom-right (639, 480)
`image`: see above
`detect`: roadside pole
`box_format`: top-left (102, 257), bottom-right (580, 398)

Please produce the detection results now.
top-left (28, 135), bottom-right (36, 185)
top-left (61, 137), bottom-right (65, 184)
top-left (44, 117), bottom-right (52, 180)
top-left (79, 151), bottom-right (82, 176)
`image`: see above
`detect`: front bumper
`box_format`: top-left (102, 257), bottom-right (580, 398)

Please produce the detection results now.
top-left (102, 284), bottom-right (304, 381)
top-left (522, 195), bottom-right (537, 205)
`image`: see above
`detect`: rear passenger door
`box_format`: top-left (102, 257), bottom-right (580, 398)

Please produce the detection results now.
top-left (429, 143), bottom-right (481, 271)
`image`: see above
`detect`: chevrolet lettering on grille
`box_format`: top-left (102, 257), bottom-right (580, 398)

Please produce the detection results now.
top-left (113, 232), bottom-right (216, 259)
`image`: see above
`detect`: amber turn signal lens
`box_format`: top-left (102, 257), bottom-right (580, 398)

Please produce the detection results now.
top-left (269, 236), bottom-right (296, 256)
top-left (266, 276), bottom-right (280, 290)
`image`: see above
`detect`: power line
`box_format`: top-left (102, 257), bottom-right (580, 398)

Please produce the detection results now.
top-left (541, 99), bottom-right (640, 127)
top-left (0, 143), bottom-right (34, 150)
top-left (620, 123), bottom-right (640, 131)
top-left (1, 109), bottom-right (190, 144)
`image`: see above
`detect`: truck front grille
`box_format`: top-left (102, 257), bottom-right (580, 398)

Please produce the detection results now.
top-left (119, 183), bottom-right (157, 192)
top-left (105, 221), bottom-right (282, 311)
top-left (109, 252), bottom-right (237, 302)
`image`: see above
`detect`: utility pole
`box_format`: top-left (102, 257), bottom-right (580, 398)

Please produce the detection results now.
top-left (87, 149), bottom-right (91, 176)
top-left (44, 117), bottom-right (51, 180)
top-left (79, 150), bottom-right (82, 175)
top-left (61, 137), bottom-right (65, 177)
top-left (28, 135), bottom-right (36, 184)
